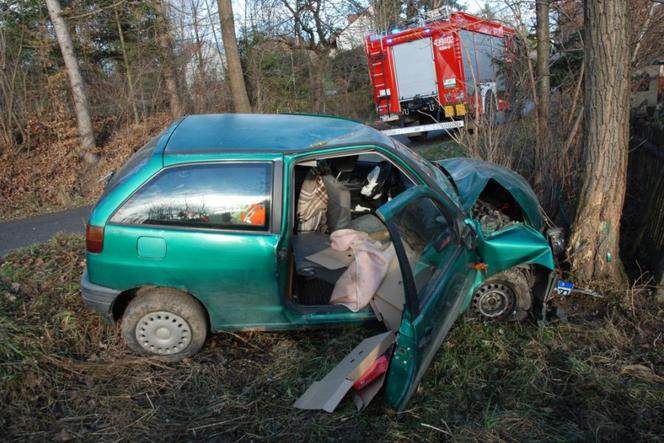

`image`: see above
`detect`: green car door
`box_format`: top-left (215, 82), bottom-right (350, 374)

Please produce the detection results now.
top-left (377, 186), bottom-right (479, 411)
top-left (92, 160), bottom-right (288, 330)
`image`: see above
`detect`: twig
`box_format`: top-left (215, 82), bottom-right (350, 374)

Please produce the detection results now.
top-left (188, 416), bottom-right (244, 432)
top-left (421, 422), bottom-right (452, 436)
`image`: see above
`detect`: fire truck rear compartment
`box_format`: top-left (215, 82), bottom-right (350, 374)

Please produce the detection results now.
top-left (392, 38), bottom-right (438, 104)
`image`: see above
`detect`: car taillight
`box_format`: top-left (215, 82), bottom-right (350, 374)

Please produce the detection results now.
top-left (86, 224), bottom-right (104, 253)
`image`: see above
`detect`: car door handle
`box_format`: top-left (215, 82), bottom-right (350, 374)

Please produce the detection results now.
top-left (419, 326), bottom-right (434, 348)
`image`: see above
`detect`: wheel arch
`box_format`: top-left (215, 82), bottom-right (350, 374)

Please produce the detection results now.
top-left (111, 285), bottom-right (211, 330)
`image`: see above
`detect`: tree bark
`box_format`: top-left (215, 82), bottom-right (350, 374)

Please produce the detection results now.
top-left (45, 0), bottom-right (97, 164)
top-left (535, 0), bottom-right (550, 186)
top-left (191, 0), bottom-right (207, 113)
top-left (217, 0), bottom-right (251, 113)
top-left (115, 8), bottom-right (139, 125)
top-left (153, 0), bottom-right (184, 118)
top-left (568, 0), bottom-right (630, 284)
top-left (309, 50), bottom-right (327, 114)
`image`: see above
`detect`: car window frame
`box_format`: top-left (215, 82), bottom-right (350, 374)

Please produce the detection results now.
top-left (390, 195), bottom-right (461, 311)
top-left (288, 146), bottom-right (422, 229)
top-left (107, 160), bottom-right (282, 235)
top-left (379, 187), bottom-right (463, 317)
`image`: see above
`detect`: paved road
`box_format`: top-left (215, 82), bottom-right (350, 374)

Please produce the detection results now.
top-left (0, 206), bottom-right (91, 256)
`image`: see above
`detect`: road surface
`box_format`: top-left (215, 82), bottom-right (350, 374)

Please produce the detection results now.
top-left (0, 206), bottom-right (91, 256)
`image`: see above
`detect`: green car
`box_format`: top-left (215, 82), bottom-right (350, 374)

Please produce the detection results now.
top-left (81, 113), bottom-right (560, 410)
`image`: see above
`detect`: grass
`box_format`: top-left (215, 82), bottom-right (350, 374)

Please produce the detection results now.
top-left (1, 236), bottom-right (663, 441)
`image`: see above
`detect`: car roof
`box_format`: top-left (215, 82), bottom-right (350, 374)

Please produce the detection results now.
top-left (162, 114), bottom-right (396, 155)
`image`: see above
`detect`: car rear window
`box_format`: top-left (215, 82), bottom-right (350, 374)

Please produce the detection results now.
top-left (104, 135), bottom-right (160, 195)
top-left (110, 163), bottom-right (273, 231)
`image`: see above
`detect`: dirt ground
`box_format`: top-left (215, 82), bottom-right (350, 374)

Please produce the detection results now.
top-left (1, 236), bottom-right (662, 441)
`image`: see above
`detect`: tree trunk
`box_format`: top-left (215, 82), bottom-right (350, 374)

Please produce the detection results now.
top-left (191, 0), bottom-right (207, 113)
top-left (309, 50), bottom-right (327, 114)
top-left (153, 0), bottom-right (184, 118)
top-left (45, 0), bottom-right (97, 164)
top-left (568, 0), bottom-right (630, 284)
top-left (535, 0), bottom-right (550, 186)
top-left (115, 8), bottom-right (139, 125)
top-left (217, 0), bottom-right (251, 113)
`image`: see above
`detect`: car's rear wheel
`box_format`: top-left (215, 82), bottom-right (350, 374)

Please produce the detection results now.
top-left (121, 288), bottom-right (208, 360)
top-left (471, 269), bottom-right (531, 321)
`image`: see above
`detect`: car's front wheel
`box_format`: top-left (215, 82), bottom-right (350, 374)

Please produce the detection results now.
top-left (471, 268), bottom-right (531, 321)
top-left (121, 288), bottom-right (208, 360)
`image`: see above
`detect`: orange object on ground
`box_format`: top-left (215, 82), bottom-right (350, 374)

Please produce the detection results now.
top-left (352, 355), bottom-right (389, 390)
top-left (241, 203), bottom-right (266, 226)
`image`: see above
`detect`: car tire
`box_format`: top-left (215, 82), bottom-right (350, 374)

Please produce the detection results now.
top-left (121, 287), bottom-right (208, 361)
top-left (471, 268), bottom-right (531, 321)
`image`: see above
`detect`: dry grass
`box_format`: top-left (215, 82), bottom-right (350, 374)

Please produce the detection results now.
top-left (0, 115), bottom-right (170, 222)
top-left (1, 235), bottom-right (663, 441)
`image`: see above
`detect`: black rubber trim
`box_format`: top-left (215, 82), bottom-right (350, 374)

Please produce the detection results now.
top-left (80, 269), bottom-right (121, 323)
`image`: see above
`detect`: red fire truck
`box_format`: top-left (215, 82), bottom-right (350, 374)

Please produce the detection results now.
top-left (365, 9), bottom-right (515, 137)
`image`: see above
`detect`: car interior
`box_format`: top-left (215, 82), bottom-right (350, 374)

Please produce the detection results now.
top-left (288, 152), bottom-right (416, 308)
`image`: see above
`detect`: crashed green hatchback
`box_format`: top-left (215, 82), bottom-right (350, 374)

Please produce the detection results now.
top-left (81, 113), bottom-right (562, 411)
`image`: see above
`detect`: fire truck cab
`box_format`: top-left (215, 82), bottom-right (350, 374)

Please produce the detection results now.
top-left (365, 9), bottom-right (514, 137)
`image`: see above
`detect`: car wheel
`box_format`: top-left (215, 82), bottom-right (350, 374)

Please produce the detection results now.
top-left (121, 287), bottom-right (208, 360)
top-left (471, 269), bottom-right (531, 321)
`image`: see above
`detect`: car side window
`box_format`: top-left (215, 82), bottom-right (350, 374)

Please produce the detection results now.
top-left (111, 163), bottom-right (272, 231)
top-left (391, 197), bottom-right (456, 305)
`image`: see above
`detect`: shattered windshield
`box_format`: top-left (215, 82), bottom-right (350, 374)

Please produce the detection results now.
top-left (393, 140), bottom-right (461, 206)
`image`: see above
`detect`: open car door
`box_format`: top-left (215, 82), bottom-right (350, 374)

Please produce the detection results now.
top-left (377, 186), bottom-right (479, 411)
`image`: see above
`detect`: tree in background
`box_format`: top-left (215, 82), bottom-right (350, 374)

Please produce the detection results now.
top-left (218, 0), bottom-right (251, 112)
top-left (45, 0), bottom-right (98, 164)
top-left (278, 0), bottom-right (352, 113)
top-left (153, 0), bottom-right (185, 117)
top-left (568, 0), bottom-right (630, 284)
top-left (534, 0), bottom-right (550, 188)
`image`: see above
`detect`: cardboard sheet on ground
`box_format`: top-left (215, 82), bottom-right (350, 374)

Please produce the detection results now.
top-left (352, 372), bottom-right (386, 411)
top-left (305, 247), bottom-right (354, 270)
top-left (370, 256), bottom-right (405, 331)
top-left (293, 331), bottom-right (395, 413)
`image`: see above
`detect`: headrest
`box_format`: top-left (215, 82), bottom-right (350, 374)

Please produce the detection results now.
top-left (326, 155), bottom-right (357, 174)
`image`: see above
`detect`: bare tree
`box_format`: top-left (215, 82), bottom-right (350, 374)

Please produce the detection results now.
top-left (45, 0), bottom-right (98, 164)
top-left (218, 0), bottom-right (252, 112)
top-left (279, 0), bottom-right (349, 113)
top-left (535, 0), bottom-right (550, 186)
top-left (115, 8), bottom-right (140, 125)
top-left (153, 0), bottom-right (185, 117)
top-left (568, 0), bottom-right (630, 284)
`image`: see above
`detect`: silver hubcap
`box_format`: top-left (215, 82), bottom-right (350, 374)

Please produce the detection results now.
top-left (135, 311), bottom-right (191, 355)
top-left (473, 282), bottom-right (515, 318)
